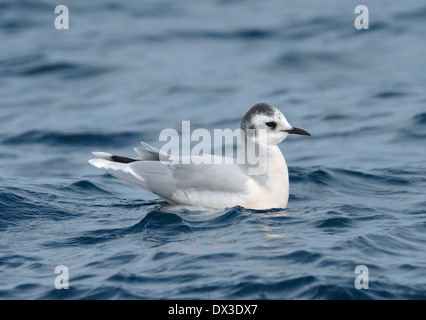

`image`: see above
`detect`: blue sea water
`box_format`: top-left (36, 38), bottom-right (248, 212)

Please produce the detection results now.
top-left (0, 0), bottom-right (425, 300)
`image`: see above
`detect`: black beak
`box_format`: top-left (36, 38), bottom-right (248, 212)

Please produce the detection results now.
top-left (284, 127), bottom-right (311, 136)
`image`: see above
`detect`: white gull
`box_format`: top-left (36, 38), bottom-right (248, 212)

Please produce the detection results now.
top-left (89, 103), bottom-right (310, 209)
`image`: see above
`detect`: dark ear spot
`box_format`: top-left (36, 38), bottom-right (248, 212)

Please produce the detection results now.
top-left (265, 121), bottom-right (277, 129)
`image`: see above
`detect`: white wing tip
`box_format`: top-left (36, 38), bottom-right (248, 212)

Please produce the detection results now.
top-left (91, 152), bottom-right (115, 161)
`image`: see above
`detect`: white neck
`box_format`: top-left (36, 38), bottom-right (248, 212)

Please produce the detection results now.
top-left (266, 145), bottom-right (289, 187)
top-left (243, 144), bottom-right (289, 209)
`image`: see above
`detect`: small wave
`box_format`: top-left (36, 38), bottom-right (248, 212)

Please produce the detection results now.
top-left (372, 91), bottom-right (407, 99)
top-left (0, 20), bottom-right (36, 32)
top-left (0, 54), bottom-right (111, 79)
top-left (64, 181), bottom-right (112, 195)
top-left (109, 199), bottom-right (164, 209)
top-left (346, 168), bottom-right (410, 186)
top-left (393, 111), bottom-right (426, 142)
top-left (6, 1), bottom-right (51, 11)
top-left (107, 270), bottom-right (205, 287)
top-left (44, 206), bottom-right (260, 249)
top-left (25, 63), bottom-right (111, 79)
top-left (49, 210), bottom-right (192, 247)
top-left (165, 85), bottom-right (238, 96)
top-left (0, 54), bottom-right (44, 76)
top-left (395, 6), bottom-right (426, 21)
top-left (297, 166), bottom-right (421, 189)
top-left (131, 3), bottom-right (183, 19)
top-left (21, 62), bottom-right (76, 76)
top-left (168, 28), bottom-right (277, 41)
top-left (85, 253), bottom-right (139, 269)
top-left (411, 113), bottom-right (426, 125)
top-left (288, 166), bottom-right (417, 208)
top-left (127, 210), bottom-right (192, 234)
top-left (346, 231), bottom-right (423, 267)
top-left (395, 129), bottom-right (426, 142)
top-left (315, 216), bottom-right (352, 230)
top-left (40, 285), bottom-right (136, 300)
top-left (322, 114), bottom-right (350, 121)
top-left (304, 168), bottom-right (336, 186)
top-left (196, 206), bottom-right (248, 227)
top-left (0, 187), bottom-right (77, 231)
top-left (0, 254), bottom-right (39, 269)
top-left (230, 275), bottom-right (317, 299)
top-left (302, 283), bottom-right (374, 300)
top-left (0, 2), bottom-right (9, 11)
top-left (25, 62), bottom-right (111, 79)
top-left (268, 250), bottom-right (322, 264)
top-left (273, 51), bottom-right (344, 70)
top-left (285, 16), bottom-right (348, 40)
top-left (2, 130), bottom-right (142, 147)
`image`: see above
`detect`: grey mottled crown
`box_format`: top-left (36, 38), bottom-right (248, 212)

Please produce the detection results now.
top-left (241, 103), bottom-right (277, 131)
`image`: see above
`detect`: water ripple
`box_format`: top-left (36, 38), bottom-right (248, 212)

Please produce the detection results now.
top-left (2, 130), bottom-right (142, 147)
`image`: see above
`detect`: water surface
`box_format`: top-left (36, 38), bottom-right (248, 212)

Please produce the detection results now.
top-left (0, 0), bottom-right (425, 299)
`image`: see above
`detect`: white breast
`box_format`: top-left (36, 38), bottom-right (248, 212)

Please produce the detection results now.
top-left (244, 145), bottom-right (289, 209)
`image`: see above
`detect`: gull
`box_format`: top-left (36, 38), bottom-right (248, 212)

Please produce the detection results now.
top-left (89, 103), bottom-right (310, 209)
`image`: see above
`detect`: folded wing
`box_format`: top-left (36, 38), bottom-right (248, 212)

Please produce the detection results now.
top-left (89, 142), bottom-right (251, 207)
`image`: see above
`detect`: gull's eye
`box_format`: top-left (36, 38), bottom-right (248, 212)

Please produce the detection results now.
top-left (265, 121), bottom-right (277, 129)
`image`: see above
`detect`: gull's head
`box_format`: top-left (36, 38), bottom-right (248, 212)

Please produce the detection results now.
top-left (241, 103), bottom-right (311, 145)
